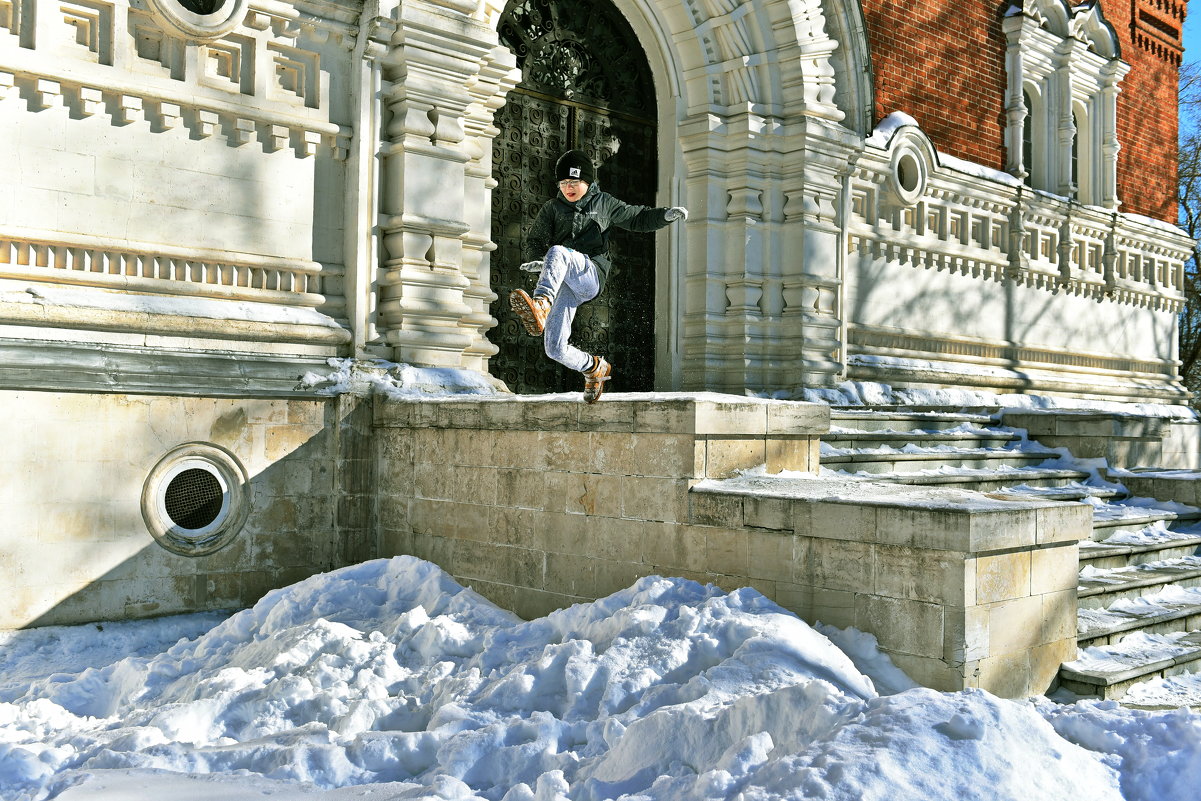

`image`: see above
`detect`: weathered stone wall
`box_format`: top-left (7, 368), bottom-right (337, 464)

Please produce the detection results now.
top-left (0, 389), bottom-right (357, 627)
top-left (374, 394), bottom-right (1090, 697)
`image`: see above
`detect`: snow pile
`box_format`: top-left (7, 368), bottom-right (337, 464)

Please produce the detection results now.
top-left (297, 358), bottom-right (507, 398)
top-left (5, 557), bottom-right (1197, 800)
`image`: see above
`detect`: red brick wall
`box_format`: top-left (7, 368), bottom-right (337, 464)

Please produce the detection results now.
top-left (859, 0), bottom-right (1181, 222)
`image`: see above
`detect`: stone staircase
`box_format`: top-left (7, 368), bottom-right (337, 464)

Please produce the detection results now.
top-left (822, 407), bottom-right (1201, 703)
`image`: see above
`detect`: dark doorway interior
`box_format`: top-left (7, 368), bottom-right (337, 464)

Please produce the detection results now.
top-left (490, 0), bottom-right (658, 394)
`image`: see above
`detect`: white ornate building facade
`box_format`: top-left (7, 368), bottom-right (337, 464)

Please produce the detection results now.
top-left (0, 0), bottom-right (1193, 626)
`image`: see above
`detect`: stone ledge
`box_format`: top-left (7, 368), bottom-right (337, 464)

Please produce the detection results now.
top-left (1001, 410), bottom-right (1168, 439)
top-left (373, 392), bottom-right (831, 435)
top-left (690, 476), bottom-right (1092, 553)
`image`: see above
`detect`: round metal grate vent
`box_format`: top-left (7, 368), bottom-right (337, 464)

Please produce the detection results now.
top-left (142, 443), bottom-right (250, 556)
top-left (164, 468), bottom-right (225, 531)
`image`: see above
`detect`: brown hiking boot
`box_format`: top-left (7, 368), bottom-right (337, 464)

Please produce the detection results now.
top-left (510, 289), bottom-right (551, 336)
top-left (582, 356), bottom-right (611, 404)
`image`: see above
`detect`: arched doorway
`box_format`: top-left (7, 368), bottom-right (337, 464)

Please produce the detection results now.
top-left (489, 0), bottom-right (658, 394)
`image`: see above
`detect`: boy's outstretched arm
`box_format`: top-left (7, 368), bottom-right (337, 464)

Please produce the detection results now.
top-left (606, 194), bottom-right (688, 232)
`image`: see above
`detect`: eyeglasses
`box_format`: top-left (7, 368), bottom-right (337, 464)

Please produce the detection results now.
top-left (558, 180), bottom-right (585, 189)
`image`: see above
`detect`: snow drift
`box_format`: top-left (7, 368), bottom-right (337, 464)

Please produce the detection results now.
top-left (0, 557), bottom-right (1196, 800)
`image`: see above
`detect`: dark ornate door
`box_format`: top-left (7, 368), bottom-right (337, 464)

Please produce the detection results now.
top-left (490, 0), bottom-right (658, 394)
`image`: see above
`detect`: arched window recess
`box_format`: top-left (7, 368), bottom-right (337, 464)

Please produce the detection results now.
top-left (1002, 0), bottom-right (1127, 208)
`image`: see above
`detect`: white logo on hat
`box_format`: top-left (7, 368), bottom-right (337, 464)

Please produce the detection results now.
top-left (569, 167), bottom-right (581, 178)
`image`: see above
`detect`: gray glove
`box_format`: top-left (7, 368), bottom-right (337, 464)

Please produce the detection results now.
top-left (665, 206), bottom-right (688, 222)
top-left (519, 260), bottom-right (543, 273)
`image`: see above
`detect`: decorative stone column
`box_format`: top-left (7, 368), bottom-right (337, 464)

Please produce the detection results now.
top-left (373, 0), bottom-right (516, 368)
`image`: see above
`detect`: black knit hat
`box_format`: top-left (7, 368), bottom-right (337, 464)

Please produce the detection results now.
top-left (556, 150), bottom-right (595, 184)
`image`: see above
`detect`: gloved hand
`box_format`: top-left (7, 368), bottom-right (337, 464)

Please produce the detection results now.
top-left (665, 207), bottom-right (688, 222)
top-left (519, 260), bottom-right (543, 273)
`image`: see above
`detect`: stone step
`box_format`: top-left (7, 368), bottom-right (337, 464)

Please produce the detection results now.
top-left (820, 445), bottom-right (1061, 474)
top-left (1090, 505), bottom-right (1201, 534)
top-left (1077, 592), bottom-right (1201, 646)
top-left (1058, 630), bottom-right (1201, 701)
top-left (1078, 557), bottom-right (1201, 609)
top-left (1080, 536), bottom-right (1201, 570)
top-left (823, 430), bottom-right (1019, 449)
top-left (821, 465), bottom-right (1092, 492)
top-left (987, 484), bottom-right (1126, 502)
top-left (827, 410), bottom-right (996, 433)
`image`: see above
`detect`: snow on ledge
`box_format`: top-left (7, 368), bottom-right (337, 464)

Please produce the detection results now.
top-left (2, 284), bottom-right (344, 329)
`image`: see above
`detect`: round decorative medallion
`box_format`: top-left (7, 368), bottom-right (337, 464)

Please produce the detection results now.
top-left (146, 0), bottom-right (250, 40)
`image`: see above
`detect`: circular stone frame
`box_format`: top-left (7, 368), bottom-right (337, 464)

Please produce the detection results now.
top-left (146, 0), bottom-right (250, 40)
top-left (142, 442), bottom-right (251, 557)
top-left (888, 144), bottom-right (929, 208)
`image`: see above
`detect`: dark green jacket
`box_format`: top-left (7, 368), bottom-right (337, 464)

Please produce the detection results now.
top-left (523, 184), bottom-right (672, 292)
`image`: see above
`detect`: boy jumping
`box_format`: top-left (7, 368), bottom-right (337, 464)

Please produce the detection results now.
top-left (509, 149), bottom-right (687, 403)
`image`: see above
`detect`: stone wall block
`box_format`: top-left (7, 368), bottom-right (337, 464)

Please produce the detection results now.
top-left (766, 437), bottom-right (820, 473)
top-left (704, 436), bottom-right (767, 479)
top-left (694, 402), bottom-right (768, 435)
top-left (743, 495), bottom-right (791, 531)
top-left (965, 507), bottom-right (1039, 551)
top-left (774, 583), bottom-right (813, 619)
top-left (488, 506), bottom-right (543, 549)
top-left (975, 551), bottom-right (1032, 604)
top-left (811, 588), bottom-right (856, 629)
top-left (522, 402), bottom-right (578, 431)
top-left (457, 578), bottom-right (516, 614)
top-left (544, 552), bottom-right (596, 597)
top-left (1034, 502), bottom-right (1092, 544)
top-left (705, 527), bottom-right (749, 576)
top-left (564, 472), bottom-right (622, 517)
top-left (585, 517), bottom-right (650, 563)
top-left (622, 477), bottom-right (687, 522)
top-left (1039, 589), bottom-right (1079, 645)
top-left (456, 541), bottom-right (544, 589)
top-left (986, 594), bottom-right (1045, 654)
top-left (496, 467), bottom-right (549, 511)
top-left (577, 403), bottom-right (635, 432)
top-left (478, 402), bottom-right (527, 431)
top-left (1030, 544), bottom-right (1080, 595)
top-left (589, 432), bottom-right (637, 475)
top-left (377, 432), bottom-right (415, 494)
top-left (888, 652), bottom-right (964, 693)
top-left (809, 500), bottom-right (878, 542)
top-left (513, 587), bottom-right (576, 621)
top-left (809, 537), bottom-right (875, 593)
top-left (445, 427), bottom-right (497, 466)
top-left (536, 511), bottom-right (578, 556)
top-left (688, 490), bottom-right (744, 528)
top-left (767, 403), bottom-right (831, 436)
top-left (492, 430), bottom-right (549, 470)
top-left (855, 594), bottom-right (945, 659)
top-left (875, 545), bottom-right (972, 606)
top-left (593, 559), bottom-right (650, 599)
top-left (747, 530), bottom-right (803, 583)
top-left (944, 605), bottom-right (991, 663)
top-left (646, 525), bottom-right (707, 574)
top-left (628, 433), bottom-right (703, 478)
top-left (542, 432), bottom-right (593, 472)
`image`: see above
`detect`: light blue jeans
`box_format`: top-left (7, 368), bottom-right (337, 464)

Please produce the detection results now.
top-left (535, 245), bottom-right (600, 373)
